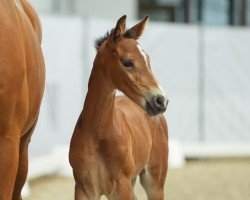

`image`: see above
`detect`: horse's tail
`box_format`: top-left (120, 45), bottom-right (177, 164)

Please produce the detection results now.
top-left (20, 0), bottom-right (43, 43)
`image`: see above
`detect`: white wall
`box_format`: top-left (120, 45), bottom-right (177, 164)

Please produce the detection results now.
top-left (204, 27), bottom-right (250, 142)
top-left (30, 16), bottom-right (85, 157)
top-left (28, 0), bottom-right (138, 19)
top-left (75, 0), bottom-right (137, 19)
top-left (28, 0), bottom-right (53, 13)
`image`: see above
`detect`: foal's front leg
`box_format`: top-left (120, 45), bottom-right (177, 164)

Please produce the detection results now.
top-left (74, 172), bottom-right (101, 200)
top-left (75, 182), bottom-right (102, 200)
top-left (109, 176), bottom-right (133, 200)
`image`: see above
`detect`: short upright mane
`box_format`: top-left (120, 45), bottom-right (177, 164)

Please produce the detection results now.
top-left (95, 31), bottom-right (110, 51)
top-left (94, 29), bottom-right (137, 51)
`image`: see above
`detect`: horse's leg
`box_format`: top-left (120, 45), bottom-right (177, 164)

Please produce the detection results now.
top-left (12, 118), bottom-right (38, 200)
top-left (139, 120), bottom-right (168, 200)
top-left (11, 145), bottom-right (28, 200)
top-left (0, 123), bottom-right (21, 200)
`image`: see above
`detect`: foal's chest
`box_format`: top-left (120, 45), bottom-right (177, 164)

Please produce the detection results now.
top-left (96, 124), bottom-right (152, 178)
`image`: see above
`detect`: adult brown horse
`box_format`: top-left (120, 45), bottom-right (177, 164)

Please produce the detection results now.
top-left (70, 16), bottom-right (169, 200)
top-left (0, 0), bottom-right (45, 199)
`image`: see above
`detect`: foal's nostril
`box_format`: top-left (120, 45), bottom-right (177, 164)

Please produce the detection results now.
top-left (154, 95), bottom-right (166, 110)
top-left (147, 95), bottom-right (168, 116)
top-left (156, 96), bottom-right (164, 106)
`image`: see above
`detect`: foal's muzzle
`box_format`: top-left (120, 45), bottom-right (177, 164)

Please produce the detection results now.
top-left (146, 95), bottom-right (168, 116)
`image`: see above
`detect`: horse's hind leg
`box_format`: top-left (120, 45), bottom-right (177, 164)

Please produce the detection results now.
top-left (12, 118), bottom-right (38, 200)
top-left (12, 145), bottom-right (28, 200)
top-left (0, 130), bottom-right (19, 200)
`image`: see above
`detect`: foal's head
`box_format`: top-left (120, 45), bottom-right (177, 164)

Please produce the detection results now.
top-left (95, 15), bottom-right (168, 116)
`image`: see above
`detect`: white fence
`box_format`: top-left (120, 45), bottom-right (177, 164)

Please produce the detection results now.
top-left (28, 16), bottom-right (250, 175)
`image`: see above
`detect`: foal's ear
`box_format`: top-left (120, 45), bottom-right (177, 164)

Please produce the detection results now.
top-left (126, 16), bottom-right (149, 40)
top-left (110, 15), bottom-right (127, 42)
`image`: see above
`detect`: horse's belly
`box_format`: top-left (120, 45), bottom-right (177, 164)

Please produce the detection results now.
top-left (0, 10), bottom-right (45, 136)
top-left (20, 11), bottom-right (45, 133)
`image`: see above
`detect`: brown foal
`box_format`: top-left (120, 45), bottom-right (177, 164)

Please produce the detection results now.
top-left (69, 16), bottom-right (168, 200)
top-left (0, 0), bottom-right (45, 199)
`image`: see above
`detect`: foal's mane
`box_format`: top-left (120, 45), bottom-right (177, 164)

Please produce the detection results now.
top-left (95, 29), bottom-right (136, 51)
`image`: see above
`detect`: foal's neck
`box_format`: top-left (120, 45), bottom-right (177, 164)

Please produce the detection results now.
top-left (81, 58), bottom-right (116, 131)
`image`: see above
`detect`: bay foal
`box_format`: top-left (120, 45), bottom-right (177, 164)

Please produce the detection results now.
top-left (69, 16), bottom-right (168, 200)
top-left (0, 0), bottom-right (45, 199)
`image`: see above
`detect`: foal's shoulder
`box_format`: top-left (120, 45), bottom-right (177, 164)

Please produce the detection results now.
top-left (115, 95), bottom-right (142, 111)
top-left (115, 95), bottom-right (148, 122)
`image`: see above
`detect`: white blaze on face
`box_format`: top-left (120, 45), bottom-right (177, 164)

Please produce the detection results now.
top-left (137, 44), bottom-right (148, 67)
top-left (137, 44), bottom-right (166, 97)
top-left (137, 45), bottom-right (167, 103)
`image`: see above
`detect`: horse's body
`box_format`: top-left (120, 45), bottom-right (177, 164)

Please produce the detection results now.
top-left (0, 0), bottom-right (45, 199)
top-left (70, 16), bottom-right (168, 200)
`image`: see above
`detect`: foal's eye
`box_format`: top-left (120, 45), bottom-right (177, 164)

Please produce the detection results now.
top-left (121, 59), bottom-right (134, 68)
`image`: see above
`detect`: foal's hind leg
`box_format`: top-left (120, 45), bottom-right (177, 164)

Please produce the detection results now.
top-left (140, 118), bottom-right (168, 200)
top-left (139, 167), bottom-right (166, 200)
top-left (131, 178), bottom-right (137, 200)
top-left (12, 119), bottom-right (38, 200)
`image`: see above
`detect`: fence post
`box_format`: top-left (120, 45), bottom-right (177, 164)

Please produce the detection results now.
top-left (197, 0), bottom-right (205, 142)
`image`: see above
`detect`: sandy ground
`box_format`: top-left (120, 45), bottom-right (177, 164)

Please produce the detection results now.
top-left (26, 159), bottom-right (250, 200)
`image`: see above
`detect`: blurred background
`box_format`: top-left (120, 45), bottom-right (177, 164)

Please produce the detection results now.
top-left (23, 0), bottom-right (250, 199)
